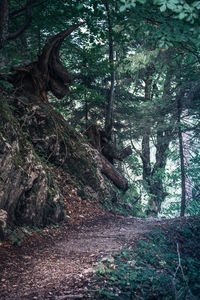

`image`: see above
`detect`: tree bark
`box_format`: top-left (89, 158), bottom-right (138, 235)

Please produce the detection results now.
top-left (85, 124), bottom-right (132, 163)
top-left (0, 0), bottom-right (33, 49)
top-left (104, 0), bottom-right (115, 139)
top-left (85, 97), bottom-right (89, 130)
top-left (142, 134), bottom-right (151, 181)
top-left (7, 0), bottom-right (33, 41)
top-left (118, 145), bottom-right (132, 160)
top-left (85, 123), bottom-right (130, 191)
top-left (1, 24), bottom-right (82, 102)
top-left (142, 69), bottom-right (173, 215)
top-left (177, 97), bottom-right (186, 217)
top-left (100, 154), bottom-right (128, 191)
top-left (0, 0), bottom-right (9, 49)
top-left (142, 66), bottom-right (154, 183)
top-left (142, 125), bottom-right (153, 213)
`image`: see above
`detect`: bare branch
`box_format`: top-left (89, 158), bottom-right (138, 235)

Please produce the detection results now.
top-left (172, 243), bottom-right (195, 299)
top-left (38, 23), bottom-right (83, 74)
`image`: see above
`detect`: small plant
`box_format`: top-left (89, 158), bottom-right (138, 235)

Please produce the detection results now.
top-left (7, 228), bottom-right (26, 246)
top-left (90, 217), bottom-right (200, 299)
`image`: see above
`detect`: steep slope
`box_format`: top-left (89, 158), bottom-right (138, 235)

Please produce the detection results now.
top-left (0, 89), bottom-right (123, 237)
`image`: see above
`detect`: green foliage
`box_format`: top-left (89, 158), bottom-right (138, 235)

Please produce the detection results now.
top-left (1, 0), bottom-right (200, 217)
top-left (152, 0), bottom-right (200, 22)
top-left (6, 226), bottom-right (34, 246)
top-left (119, 0), bottom-right (146, 12)
top-left (0, 99), bottom-right (15, 125)
top-left (90, 217), bottom-right (200, 299)
top-left (119, 0), bottom-right (200, 23)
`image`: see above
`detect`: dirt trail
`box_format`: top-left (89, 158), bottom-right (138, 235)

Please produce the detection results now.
top-left (0, 215), bottom-right (171, 300)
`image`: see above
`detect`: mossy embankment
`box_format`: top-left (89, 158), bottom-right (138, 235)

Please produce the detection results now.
top-left (0, 89), bottom-right (126, 238)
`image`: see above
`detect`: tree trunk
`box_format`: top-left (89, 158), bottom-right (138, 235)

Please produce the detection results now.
top-left (118, 146), bottom-right (132, 160)
top-left (177, 98), bottom-right (186, 217)
top-left (1, 24), bottom-right (82, 102)
top-left (0, 0), bottom-right (33, 49)
top-left (145, 126), bottom-right (171, 215)
top-left (104, 0), bottom-right (115, 139)
top-left (100, 154), bottom-right (128, 191)
top-left (85, 97), bottom-right (89, 130)
top-left (182, 112), bottom-right (192, 205)
top-left (142, 66), bottom-right (154, 184)
top-left (85, 124), bottom-right (132, 163)
top-left (0, 0), bottom-right (9, 49)
top-left (142, 69), bottom-right (173, 216)
top-left (142, 134), bottom-right (151, 181)
top-left (37, 26), bottom-right (41, 55)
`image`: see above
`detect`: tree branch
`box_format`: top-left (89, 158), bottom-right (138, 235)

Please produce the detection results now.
top-left (0, 0), bottom-right (9, 48)
top-left (172, 243), bottom-right (195, 299)
top-left (7, 0), bottom-right (33, 41)
top-left (38, 23), bottom-right (83, 76)
top-left (10, 0), bottom-right (46, 18)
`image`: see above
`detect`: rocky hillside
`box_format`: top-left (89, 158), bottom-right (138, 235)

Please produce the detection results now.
top-left (0, 89), bottom-right (125, 238)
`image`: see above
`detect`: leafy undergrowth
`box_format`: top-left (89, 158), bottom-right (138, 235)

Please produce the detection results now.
top-left (89, 217), bottom-right (200, 299)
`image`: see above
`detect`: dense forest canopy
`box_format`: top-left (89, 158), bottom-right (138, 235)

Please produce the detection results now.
top-left (0, 0), bottom-right (200, 217)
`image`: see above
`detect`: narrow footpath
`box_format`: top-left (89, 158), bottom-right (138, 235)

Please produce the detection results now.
top-left (0, 215), bottom-right (172, 299)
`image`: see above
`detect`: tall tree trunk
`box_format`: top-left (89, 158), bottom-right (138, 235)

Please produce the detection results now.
top-left (149, 75), bottom-right (172, 212)
top-left (148, 124), bottom-right (172, 214)
top-left (38, 26), bottom-right (41, 55)
top-left (143, 71), bottom-right (173, 215)
top-left (182, 111), bottom-right (192, 204)
top-left (85, 97), bottom-right (88, 130)
top-left (0, 0), bottom-right (9, 49)
top-left (142, 66), bottom-right (154, 185)
top-left (104, 0), bottom-right (115, 139)
top-left (142, 71), bottom-right (154, 213)
top-left (177, 98), bottom-right (186, 217)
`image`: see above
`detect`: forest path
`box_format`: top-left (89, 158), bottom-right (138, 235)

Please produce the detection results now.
top-left (0, 214), bottom-right (172, 299)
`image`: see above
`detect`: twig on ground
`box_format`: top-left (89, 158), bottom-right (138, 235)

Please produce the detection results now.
top-left (172, 243), bottom-right (196, 300)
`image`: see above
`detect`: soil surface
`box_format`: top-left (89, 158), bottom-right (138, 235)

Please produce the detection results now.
top-left (0, 214), bottom-right (173, 299)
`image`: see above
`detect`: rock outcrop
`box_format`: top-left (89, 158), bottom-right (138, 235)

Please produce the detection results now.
top-left (0, 91), bottom-right (123, 238)
top-left (0, 209), bottom-right (7, 239)
top-left (0, 97), bottom-right (64, 230)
